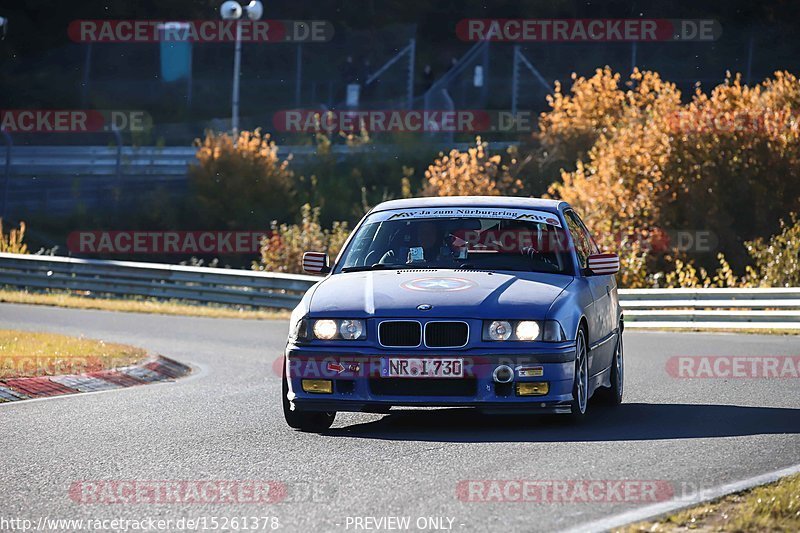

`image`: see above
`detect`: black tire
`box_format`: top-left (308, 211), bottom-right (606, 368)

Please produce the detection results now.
top-left (282, 368), bottom-right (336, 432)
top-left (569, 328), bottom-right (589, 419)
top-left (596, 330), bottom-right (624, 406)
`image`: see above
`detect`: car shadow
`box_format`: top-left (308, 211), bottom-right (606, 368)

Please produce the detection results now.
top-left (323, 403), bottom-right (800, 442)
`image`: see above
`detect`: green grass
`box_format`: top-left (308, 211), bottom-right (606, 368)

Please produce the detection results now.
top-left (0, 328), bottom-right (147, 378)
top-left (0, 289), bottom-right (291, 321)
top-left (618, 473), bottom-right (800, 532)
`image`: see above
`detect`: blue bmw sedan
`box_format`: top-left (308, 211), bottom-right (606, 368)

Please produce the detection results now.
top-left (282, 196), bottom-right (624, 431)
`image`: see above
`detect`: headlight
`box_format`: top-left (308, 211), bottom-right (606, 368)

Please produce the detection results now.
top-left (310, 319), bottom-right (366, 340)
top-left (483, 320), bottom-right (565, 342)
top-left (515, 321), bottom-right (540, 341)
top-left (487, 320), bottom-right (512, 341)
top-left (339, 319), bottom-right (364, 340)
top-left (313, 319), bottom-right (339, 340)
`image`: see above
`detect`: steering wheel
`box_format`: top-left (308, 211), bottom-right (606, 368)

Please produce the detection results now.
top-left (521, 245), bottom-right (557, 267)
top-left (363, 250), bottom-right (380, 266)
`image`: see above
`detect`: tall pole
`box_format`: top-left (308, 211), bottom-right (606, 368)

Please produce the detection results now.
top-left (231, 20), bottom-right (242, 139)
top-left (480, 41), bottom-right (489, 106)
top-left (187, 54), bottom-right (193, 108)
top-left (295, 42), bottom-right (303, 108)
top-left (81, 43), bottom-right (92, 108)
top-left (511, 45), bottom-right (519, 116)
top-left (406, 38), bottom-right (416, 110)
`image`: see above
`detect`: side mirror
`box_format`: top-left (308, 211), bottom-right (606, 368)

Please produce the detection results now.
top-left (587, 253), bottom-right (620, 275)
top-left (302, 251), bottom-right (330, 274)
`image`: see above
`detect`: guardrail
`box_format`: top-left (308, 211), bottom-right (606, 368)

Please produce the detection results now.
top-left (0, 253), bottom-right (319, 310)
top-left (617, 288), bottom-right (800, 329)
top-left (0, 253), bottom-right (798, 329)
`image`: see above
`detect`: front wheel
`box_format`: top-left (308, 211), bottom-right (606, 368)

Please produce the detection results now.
top-left (569, 329), bottom-right (589, 419)
top-left (282, 370), bottom-right (335, 432)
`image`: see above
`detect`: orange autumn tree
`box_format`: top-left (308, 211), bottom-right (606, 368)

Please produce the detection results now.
top-left (538, 67), bottom-right (634, 167)
top-left (422, 137), bottom-right (522, 197)
top-left (0, 219), bottom-right (27, 254)
top-left (545, 68), bottom-right (800, 287)
top-left (189, 129), bottom-right (296, 230)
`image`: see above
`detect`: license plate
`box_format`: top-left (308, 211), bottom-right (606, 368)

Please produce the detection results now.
top-left (384, 358), bottom-right (464, 378)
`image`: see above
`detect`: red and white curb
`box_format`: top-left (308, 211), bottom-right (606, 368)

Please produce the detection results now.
top-left (0, 356), bottom-right (190, 403)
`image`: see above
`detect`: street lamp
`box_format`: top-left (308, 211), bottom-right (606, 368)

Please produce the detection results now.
top-left (220, 1), bottom-right (263, 138)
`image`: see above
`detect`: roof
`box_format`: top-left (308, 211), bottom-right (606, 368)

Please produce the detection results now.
top-left (370, 196), bottom-right (566, 213)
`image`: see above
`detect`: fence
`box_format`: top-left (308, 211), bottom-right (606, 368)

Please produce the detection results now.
top-left (0, 253), bottom-right (798, 329)
top-left (0, 142), bottom-right (517, 219)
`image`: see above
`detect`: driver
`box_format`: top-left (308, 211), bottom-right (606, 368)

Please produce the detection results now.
top-left (415, 221), bottom-right (441, 261)
top-left (379, 221), bottom-right (443, 264)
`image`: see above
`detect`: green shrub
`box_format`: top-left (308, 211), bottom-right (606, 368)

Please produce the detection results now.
top-left (254, 204), bottom-right (349, 274)
top-left (0, 220), bottom-right (27, 254)
top-left (188, 129), bottom-right (296, 230)
top-left (744, 213), bottom-right (800, 287)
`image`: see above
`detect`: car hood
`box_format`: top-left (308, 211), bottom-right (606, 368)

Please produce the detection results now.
top-left (308, 269), bottom-right (573, 319)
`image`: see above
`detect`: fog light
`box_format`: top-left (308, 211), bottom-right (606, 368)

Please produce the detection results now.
top-left (492, 365), bottom-right (514, 384)
top-left (302, 379), bottom-right (333, 394)
top-left (516, 382), bottom-right (549, 396)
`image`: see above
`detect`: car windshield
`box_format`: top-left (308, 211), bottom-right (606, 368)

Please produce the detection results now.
top-left (336, 214), bottom-right (574, 275)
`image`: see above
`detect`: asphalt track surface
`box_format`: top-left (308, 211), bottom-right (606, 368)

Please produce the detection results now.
top-left (1, 302), bottom-right (799, 533)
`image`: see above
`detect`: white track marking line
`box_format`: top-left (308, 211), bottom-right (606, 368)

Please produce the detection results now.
top-left (559, 462), bottom-right (800, 533)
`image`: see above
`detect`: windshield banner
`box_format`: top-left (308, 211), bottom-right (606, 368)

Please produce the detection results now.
top-left (369, 208), bottom-right (562, 228)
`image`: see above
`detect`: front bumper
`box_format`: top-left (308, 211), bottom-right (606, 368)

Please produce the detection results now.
top-left (284, 343), bottom-right (577, 414)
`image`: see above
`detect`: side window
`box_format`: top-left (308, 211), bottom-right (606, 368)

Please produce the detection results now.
top-left (576, 214), bottom-right (600, 255)
top-left (564, 210), bottom-right (597, 269)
